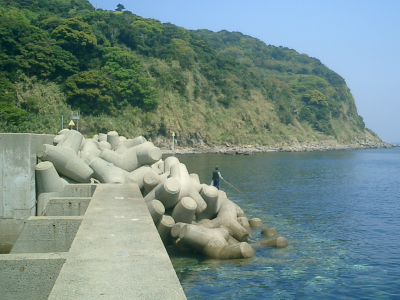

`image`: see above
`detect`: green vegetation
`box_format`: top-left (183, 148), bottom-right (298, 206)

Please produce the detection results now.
top-left (0, 0), bottom-right (377, 145)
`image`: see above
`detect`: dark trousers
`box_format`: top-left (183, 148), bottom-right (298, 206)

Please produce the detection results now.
top-left (213, 180), bottom-right (220, 190)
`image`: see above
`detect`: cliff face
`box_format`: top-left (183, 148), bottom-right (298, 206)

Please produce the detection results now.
top-left (0, 0), bottom-right (382, 146)
top-left (148, 29), bottom-right (374, 144)
top-left (135, 29), bottom-right (377, 146)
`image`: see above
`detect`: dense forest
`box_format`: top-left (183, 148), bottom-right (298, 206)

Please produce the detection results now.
top-left (0, 0), bottom-right (379, 145)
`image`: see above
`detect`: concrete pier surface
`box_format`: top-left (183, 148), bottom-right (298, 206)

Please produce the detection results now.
top-left (49, 184), bottom-right (186, 299)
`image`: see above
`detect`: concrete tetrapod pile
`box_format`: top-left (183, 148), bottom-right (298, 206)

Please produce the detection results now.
top-left (35, 129), bottom-right (288, 259)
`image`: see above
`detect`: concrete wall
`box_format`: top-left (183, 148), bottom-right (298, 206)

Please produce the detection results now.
top-left (0, 252), bottom-right (67, 300)
top-left (0, 133), bottom-right (55, 253)
top-left (10, 216), bottom-right (83, 254)
top-left (0, 133), bottom-right (55, 219)
top-left (0, 219), bottom-right (26, 254)
top-left (37, 185), bottom-right (96, 217)
top-left (60, 184), bottom-right (96, 198)
top-left (43, 197), bottom-right (91, 216)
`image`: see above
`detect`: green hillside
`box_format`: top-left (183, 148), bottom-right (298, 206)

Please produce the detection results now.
top-left (0, 0), bottom-right (380, 145)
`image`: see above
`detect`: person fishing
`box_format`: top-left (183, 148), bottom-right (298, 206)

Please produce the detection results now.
top-left (211, 166), bottom-right (223, 190)
top-left (211, 167), bottom-right (251, 200)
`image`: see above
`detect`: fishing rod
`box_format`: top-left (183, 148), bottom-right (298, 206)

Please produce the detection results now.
top-left (222, 178), bottom-right (252, 201)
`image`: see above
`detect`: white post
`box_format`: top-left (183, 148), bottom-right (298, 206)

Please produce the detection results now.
top-left (70, 111), bottom-right (80, 132)
top-left (172, 131), bottom-right (175, 152)
top-left (61, 115), bottom-right (64, 130)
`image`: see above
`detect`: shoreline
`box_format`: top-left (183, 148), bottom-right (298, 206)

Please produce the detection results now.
top-left (161, 140), bottom-right (396, 155)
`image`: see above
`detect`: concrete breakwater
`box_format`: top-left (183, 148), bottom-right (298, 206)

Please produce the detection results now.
top-left (0, 132), bottom-right (187, 299)
top-left (44, 130), bottom-right (287, 258)
top-left (0, 131), bottom-right (287, 299)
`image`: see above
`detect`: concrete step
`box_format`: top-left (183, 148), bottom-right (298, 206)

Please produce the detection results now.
top-left (0, 252), bottom-right (68, 300)
top-left (42, 197), bottom-right (91, 216)
top-left (10, 216), bottom-right (83, 254)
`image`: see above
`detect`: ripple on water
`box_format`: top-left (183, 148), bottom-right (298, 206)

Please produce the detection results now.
top-left (171, 149), bottom-right (400, 299)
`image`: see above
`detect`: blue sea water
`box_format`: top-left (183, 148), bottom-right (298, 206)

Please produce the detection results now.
top-left (169, 148), bottom-right (400, 299)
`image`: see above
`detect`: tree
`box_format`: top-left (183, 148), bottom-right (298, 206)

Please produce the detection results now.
top-left (115, 4), bottom-right (125, 11)
top-left (64, 70), bottom-right (115, 115)
top-left (52, 17), bottom-right (97, 63)
top-left (119, 17), bottom-right (163, 54)
top-left (101, 47), bottom-right (158, 110)
top-left (170, 38), bottom-right (195, 68)
top-left (0, 76), bottom-right (27, 125)
top-left (51, 45), bottom-right (80, 79)
top-left (302, 90), bottom-right (328, 106)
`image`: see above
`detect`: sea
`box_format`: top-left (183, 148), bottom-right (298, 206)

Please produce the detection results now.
top-left (167, 147), bottom-right (400, 299)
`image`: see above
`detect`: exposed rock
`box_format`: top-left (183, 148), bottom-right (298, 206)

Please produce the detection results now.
top-left (160, 139), bottom-right (395, 155)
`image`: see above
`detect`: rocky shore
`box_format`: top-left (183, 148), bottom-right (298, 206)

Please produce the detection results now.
top-left (160, 139), bottom-right (396, 155)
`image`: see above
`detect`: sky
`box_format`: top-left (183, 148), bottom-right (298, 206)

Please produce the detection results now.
top-left (89, 0), bottom-right (400, 143)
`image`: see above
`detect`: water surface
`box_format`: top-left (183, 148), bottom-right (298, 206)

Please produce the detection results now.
top-left (168, 148), bottom-right (400, 299)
